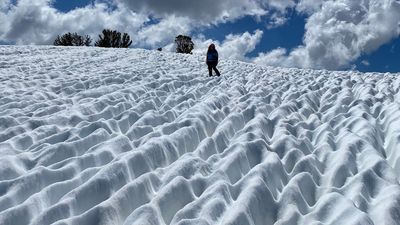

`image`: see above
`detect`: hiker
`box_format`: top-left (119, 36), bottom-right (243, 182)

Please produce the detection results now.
top-left (206, 44), bottom-right (221, 77)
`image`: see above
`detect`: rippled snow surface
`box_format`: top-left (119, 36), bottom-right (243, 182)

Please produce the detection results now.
top-left (1, 46), bottom-right (400, 225)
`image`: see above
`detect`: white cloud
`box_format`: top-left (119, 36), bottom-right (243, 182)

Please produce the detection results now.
top-left (0, 0), bottom-right (148, 45)
top-left (259, 0), bottom-right (297, 28)
top-left (135, 15), bottom-right (193, 48)
top-left (254, 0), bottom-right (400, 70)
top-left (261, 0), bottom-right (296, 11)
top-left (160, 30), bottom-right (264, 62)
top-left (361, 60), bottom-right (370, 66)
top-left (115, 0), bottom-right (268, 24)
top-left (253, 48), bottom-right (289, 66)
top-left (192, 30), bottom-right (264, 61)
top-left (296, 0), bottom-right (324, 14)
top-left (0, 0), bottom-right (11, 36)
top-left (1, 0), bottom-right (400, 71)
top-left (0, 0), bottom-right (10, 10)
top-left (218, 30), bottom-right (264, 60)
top-left (0, 0), bottom-right (280, 49)
top-left (266, 12), bottom-right (290, 29)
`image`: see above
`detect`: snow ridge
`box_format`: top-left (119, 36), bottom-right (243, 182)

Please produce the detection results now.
top-left (0, 46), bottom-right (400, 225)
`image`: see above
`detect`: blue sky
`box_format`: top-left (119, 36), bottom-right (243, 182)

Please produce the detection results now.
top-left (197, 8), bottom-right (400, 73)
top-left (1, 0), bottom-right (400, 73)
top-left (52, 0), bottom-right (94, 12)
top-left (355, 38), bottom-right (400, 73)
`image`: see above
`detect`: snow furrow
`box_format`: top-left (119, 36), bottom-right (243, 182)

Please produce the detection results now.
top-left (0, 46), bottom-right (400, 225)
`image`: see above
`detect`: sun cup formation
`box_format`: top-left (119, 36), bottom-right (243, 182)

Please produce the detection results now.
top-left (0, 46), bottom-right (400, 225)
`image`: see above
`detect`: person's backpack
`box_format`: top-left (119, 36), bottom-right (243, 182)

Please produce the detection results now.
top-left (207, 50), bottom-right (218, 62)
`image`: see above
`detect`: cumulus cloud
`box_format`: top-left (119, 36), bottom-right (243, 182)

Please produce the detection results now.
top-left (253, 48), bottom-right (289, 66)
top-left (0, 0), bottom-right (284, 49)
top-left (2, 0), bottom-right (399, 71)
top-left (115, 0), bottom-right (269, 24)
top-left (0, 0), bottom-right (148, 45)
top-left (296, 0), bottom-right (324, 14)
top-left (192, 30), bottom-right (264, 61)
top-left (115, 0), bottom-right (296, 27)
top-left (0, 0), bottom-right (10, 10)
top-left (135, 15), bottom-right (193, 48)
top-left (216, 30), bottom-right (264, 60)
top-left (161, 30), bottom-right (264, 62)
top-left (255, 0), bottom-right (400, 70)
top-left (262, 0), bottom-right (296, 12)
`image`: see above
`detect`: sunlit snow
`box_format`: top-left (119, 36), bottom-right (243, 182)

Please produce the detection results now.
top-left (1, 46), bottom-right (400, 225)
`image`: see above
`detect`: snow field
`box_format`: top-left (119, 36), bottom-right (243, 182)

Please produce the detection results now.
top-left (0, 46), bottom-right (400, 225)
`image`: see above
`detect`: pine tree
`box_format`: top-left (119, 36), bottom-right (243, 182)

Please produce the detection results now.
top-left (54, 32), bottom-right (92, 46)
top-left (94, 29), bottom-right (132, 48)
top-left (175, 35), bottom-right (194, 54)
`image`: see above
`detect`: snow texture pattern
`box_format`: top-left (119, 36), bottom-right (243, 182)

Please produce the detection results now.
top-left (0, 46), bottom-right (400, 225)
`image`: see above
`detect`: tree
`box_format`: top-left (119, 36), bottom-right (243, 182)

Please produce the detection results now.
top-left (94, 29), bottom-right (132, 48)
top-left (54, 32), bottom-right (92, 46)
top-left (175, 35), bottom-right (194, 54)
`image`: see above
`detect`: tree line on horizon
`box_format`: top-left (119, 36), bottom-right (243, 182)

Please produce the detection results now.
top-left (54, 29), bottom-right (195, 54)
top-left (54, 29), bottom-right (132, 48)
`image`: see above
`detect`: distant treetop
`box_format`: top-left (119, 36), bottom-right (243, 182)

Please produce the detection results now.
top-left (54, 32), bottom-right (92, 46)
top-left (94, 29), bottom-right (132, 48)
top-left (175, 35), bottom-right (194, 54)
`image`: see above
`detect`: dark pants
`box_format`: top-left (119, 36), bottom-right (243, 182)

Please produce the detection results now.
top-left (207, 62), bottom-right (220, 76)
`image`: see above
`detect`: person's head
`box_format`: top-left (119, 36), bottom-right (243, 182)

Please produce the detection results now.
top-left (208, 43), bottom-right (216, 51)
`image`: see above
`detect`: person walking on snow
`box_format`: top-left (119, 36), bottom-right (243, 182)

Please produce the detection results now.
top-left (206, 44), bottom-right (221, 77)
